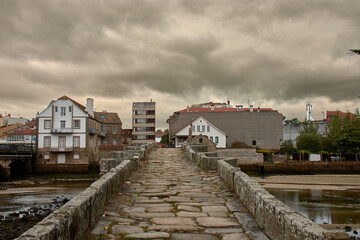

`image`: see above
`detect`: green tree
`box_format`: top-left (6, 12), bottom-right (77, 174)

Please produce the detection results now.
top-left (296, 133), bottom-right (323, 153)
top-left (160, 132), bottom-right (170, 145)
top-left (280, 140), bottom-right (296, 154)
top-left (336, 119), bottom-right (360, 154)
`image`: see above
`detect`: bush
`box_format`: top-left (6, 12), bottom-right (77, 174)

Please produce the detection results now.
top-left (280, 140), bottom-right (296, 154)
top-left (296, 133), bottom-right (323, 153)
top-left (231, 141), bottom-right (249, 148)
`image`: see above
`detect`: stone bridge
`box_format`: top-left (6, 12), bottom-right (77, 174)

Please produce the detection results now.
top-left (0, 144), bottom-right (34, 179)
top-left (17, 143), bottom-right (349, 240)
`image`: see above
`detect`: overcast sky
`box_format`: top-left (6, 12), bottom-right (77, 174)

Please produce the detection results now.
top-left (1, 0), bottom-right (360, 129)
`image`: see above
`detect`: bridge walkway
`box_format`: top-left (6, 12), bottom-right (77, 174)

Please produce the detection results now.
top-left (90, 148), bottom-right (268, 240)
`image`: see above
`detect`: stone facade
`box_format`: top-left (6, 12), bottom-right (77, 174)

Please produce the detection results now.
top-left (94, 111), bottom-right (122, 145)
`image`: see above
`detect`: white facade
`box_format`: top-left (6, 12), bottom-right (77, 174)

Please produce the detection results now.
top-left (175, 116), bottom-right (226, 148)
top-left (38, 99), bottom-right (88, 150)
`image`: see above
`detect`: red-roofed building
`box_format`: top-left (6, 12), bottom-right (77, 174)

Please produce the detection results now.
top-left (167, 101), bottom-right (284, 150)
top-left (326, 111), bottom-right (357, 123)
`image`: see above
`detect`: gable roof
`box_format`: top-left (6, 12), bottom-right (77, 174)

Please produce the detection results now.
top-left (175, 116), bottom-right (226, 136)
top-left (58, 95), bottom-right (87, 112)
top-left (94, 112), bottom-right (122, 124)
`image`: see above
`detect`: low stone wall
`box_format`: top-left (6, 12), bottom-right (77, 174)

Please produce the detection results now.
top-left (16, 142), bottom-right (157, 240)
top-left (184, 143), bottom-right (349, 240)
top-left (34, 164), bottom-right (90, 174)
top-left (217, 148), bottom-right (263, 164)
top-left (100, 142), bottom-right (157, 175)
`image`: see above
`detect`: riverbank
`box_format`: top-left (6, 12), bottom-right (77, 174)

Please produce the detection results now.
top-left (0, 178), bottom-right (95, 239)
top-left (0, 173), bottom-right (99, 188)
top-left (240, 161), bottom-right (360, 175)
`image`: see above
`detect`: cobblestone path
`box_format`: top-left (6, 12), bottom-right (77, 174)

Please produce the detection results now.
top-left (90, 148), bottom-right (269, 240)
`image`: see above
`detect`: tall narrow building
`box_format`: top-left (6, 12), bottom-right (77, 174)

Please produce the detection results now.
top-left (132, 101), bottom-right (155, 143)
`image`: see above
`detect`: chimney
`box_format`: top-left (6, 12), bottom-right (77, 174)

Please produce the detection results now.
top-left (250, 105), bottom-right (253, 112)
top-left (227, 100), bottom-right (230, 105)
top-left (86, 98), bottom-right (94, 117)
top-left (257, 106), bottom-right (260, 112)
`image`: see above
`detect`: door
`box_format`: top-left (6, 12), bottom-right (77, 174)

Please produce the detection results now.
top-left (59, 136), bottom-right (66, 149)
top-left (58, 154), bottom-right (66, 164)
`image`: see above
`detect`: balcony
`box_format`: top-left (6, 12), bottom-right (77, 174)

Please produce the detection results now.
top-left (89, 129), bottom-right (106, 137)
top-left (52, 128), bottom-right (73, 134)
top-left (49, 147), bottom-right (73, 152)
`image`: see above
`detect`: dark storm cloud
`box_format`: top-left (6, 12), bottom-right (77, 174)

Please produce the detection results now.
top-left (0, 0), bottom-right (360, 120)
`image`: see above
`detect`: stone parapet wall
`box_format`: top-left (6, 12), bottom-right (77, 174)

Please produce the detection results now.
top-left (184, 143), bottom-right (349, 240)
top-left (217, 148), bottom-right (264, 164)
top-left (100, 142), bottom-right (157, 175)
top-left (16, 142), bottom-right (157, 240)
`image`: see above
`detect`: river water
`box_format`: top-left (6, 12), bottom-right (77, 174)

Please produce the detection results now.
top-left (0, 181), bottom-right (93, 219)
top-left (254, 175), bottom-right (360, 239)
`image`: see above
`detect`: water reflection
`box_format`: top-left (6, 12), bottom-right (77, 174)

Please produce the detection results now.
top-left (267, 188), bottom-right (360, 224)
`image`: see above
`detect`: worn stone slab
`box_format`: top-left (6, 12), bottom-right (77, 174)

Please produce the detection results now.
top-left (178, 205), bottom-right (201, 212)
top-left (177, 211), bottom-right (208, 217)
top-left (148, 224), bottom-right (199, 232)
top-left (172, 233), bottom-right (219, 240)
top-left (222, 233), bottom-right (249, 240)
top-left (197, 217), bottom-right (239, 227)
top-left (111, 225), bottom-right (143, 234)
top-left (202, 205), bottom-right (228, 212)
top-left (179, 192), bottom-right (216, 198)
top-left (105, 217), bottom-right (136, 224)
top-left (129, 212), bottom-right (175, 218)
top-left (205, 228), bottom-right (244, 234)
top-left (208, 211), bottom-right (228, 217)
top-left (91, 218), bottom-right (111, 235)
top-left (124, 232), bottom-right (170, 239)
top-left (141, 191), bottom-right (178, 197)
top-left (226, 202), bottom-right (246, 212)
top-left (151, 217), bottom-right (196, 226)
top-left (146, 206), bottom-right (173, 213)
top-left (134, 203), bottom-right (172, 208)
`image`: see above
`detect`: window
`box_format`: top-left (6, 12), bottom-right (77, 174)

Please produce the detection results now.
top-left (74, 120), bottom-right (80, 129)
top-left (60, 120), bottom-right (66, 129)
top-left (73, 136), bottom-right (80, 147)
top-left (103, 139), bottom-right (107, 144)
top-left (112, 126), bottom-right (117, 133)
top-left (136, 127), bottom-right (146, 132)
top-left (210, 136), bottom-right (213, 142)
top-left (197, 125), bottom-right (200, 132)
top-left (199, 138), bottom-right (203, 143)
top-left (202, 125), bottom-right (205, 132)
top-left (74, 154), bottom-right (79, 159)
top-left (215, 136), bottom-right (219, 144)
top-left (207, 126), bottom-right (210, 132)
top-left (112, 139), bottom-right (116, 145)
top-left (44, 136), bottom-right (51, 147)
top-left (44, 120), bottom-right (51, 129)
top-left (192, 125), bottom-right (195, 132)
top-left (137, 135), bottom-right (146, 140)
top-left (136, 110), bottom-right (146, 115)
top-left (100, 115), bottom-right (105, 119)
top-left (137, 118), bottom-right (146, 123)
top-left (60, 107), bottom-right (66, 116)
top-left (252, 140), bottom-right (256, 146)
top-left (103, 126), bottom-right (107, 133)
top-left (69, 106), bottom-right (72, 112)
top-left (55, 106), bottom-right (58, 112)
top-left (44, 154), bottom-right (50, 160)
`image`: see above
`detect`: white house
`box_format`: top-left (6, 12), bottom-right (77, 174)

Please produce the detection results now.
top-left (174, 116), bottom-right (226, 148)
top-left (37, 96), bottom-right (103, 172)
